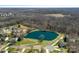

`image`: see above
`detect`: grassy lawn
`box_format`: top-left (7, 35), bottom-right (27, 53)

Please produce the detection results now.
top-left (8, 48), bottom-right (17, 52)
top-left (15, 39), bottom-right (36, 45)
top-left (15, 38), bottom-right (59, 46)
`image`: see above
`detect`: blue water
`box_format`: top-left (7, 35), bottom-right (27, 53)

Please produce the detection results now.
top-left (24, 31), bottom-right (59, 41)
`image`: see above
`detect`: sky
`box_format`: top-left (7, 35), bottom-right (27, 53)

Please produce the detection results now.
top-left (0, 0), bottom-right (79, 7)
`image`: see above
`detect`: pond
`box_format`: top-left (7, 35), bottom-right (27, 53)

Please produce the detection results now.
top-left (24, 31), bottom-right (59, 41)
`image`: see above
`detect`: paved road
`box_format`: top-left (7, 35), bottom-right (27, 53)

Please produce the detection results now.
top-left (0, 43), bottom-right (10, 51)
